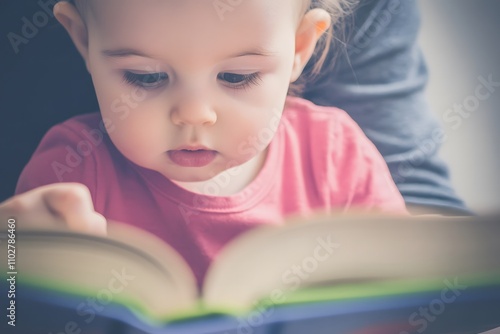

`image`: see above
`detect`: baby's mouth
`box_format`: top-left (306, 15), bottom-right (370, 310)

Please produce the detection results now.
top-left (167, 147), bottom-right (217, 167)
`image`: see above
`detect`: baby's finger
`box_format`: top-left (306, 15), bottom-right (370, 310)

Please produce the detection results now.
top-left (42, 183), bottom-right (107, 235)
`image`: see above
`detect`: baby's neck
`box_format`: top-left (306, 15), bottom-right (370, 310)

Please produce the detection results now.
top-left (172, 149), bottom-right (268, 196)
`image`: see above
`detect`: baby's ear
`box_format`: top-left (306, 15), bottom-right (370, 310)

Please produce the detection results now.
top-left (290, 8), bottom-right (331, 83)
top-left (54, 1), bottom-right (91, 72)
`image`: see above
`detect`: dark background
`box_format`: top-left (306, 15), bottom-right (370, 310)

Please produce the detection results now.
top-left (0, 0), bottom-right (98, 202)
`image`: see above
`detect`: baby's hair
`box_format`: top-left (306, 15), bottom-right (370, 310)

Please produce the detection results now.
top-left (65, 0), bottom-right (358, 96)
top-left (292, 0), bottom-right (358, 96)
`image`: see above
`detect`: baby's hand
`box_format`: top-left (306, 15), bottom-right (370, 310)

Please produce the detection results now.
top-left (0, 183), bottom-right (106, 235)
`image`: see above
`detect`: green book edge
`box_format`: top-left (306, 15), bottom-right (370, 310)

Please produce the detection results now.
top-left (4, 270), bottom-right (500, 326)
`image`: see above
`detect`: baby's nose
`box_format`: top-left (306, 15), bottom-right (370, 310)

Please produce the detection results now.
top-left (170, 98), bottom-right (217, 126)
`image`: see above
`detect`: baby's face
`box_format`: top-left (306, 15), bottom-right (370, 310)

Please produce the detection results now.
top-left (80, 0), bottom-right (303, 183)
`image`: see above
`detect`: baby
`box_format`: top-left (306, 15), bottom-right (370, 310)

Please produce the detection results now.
top-left (12, 0), bottom-right (407, 283)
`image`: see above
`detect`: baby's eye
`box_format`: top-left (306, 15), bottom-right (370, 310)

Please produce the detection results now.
top-left (123, 71), bottom-right (168, 89)
top-left (217, 72), bottom-right (261, 90)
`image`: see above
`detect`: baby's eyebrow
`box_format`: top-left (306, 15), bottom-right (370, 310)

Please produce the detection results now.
top-left (102, 48), bottom-right (151, 58)
top-left (226, 47), bottom-right (278, 58)
top-left (101, 47), bottom-right (277, 59)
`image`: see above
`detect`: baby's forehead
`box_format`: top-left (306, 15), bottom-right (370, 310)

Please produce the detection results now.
top-left (86, 0), bottom-right (302, 30)
top-left (86, 0), bottom-right (301, 53)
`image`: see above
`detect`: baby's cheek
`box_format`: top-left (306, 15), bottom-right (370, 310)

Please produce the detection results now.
top-left (232, 117), bottom-right (277, 161)
top-left (107, 116), bottom-right (165, 163)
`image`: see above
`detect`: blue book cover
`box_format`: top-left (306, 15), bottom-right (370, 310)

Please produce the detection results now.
top-left (1, 214), bottom-right (500, 333)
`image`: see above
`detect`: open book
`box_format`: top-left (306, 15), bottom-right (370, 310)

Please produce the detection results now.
top-left (2, 214), bottom-right (500, 332)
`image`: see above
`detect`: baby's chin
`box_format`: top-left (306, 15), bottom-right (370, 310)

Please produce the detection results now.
top-left (165, 170), bottom-right (235, 196)
top-left (167, 173), bottom-right (218, 184)
top-left (160, 166), bottom-right (232, 184)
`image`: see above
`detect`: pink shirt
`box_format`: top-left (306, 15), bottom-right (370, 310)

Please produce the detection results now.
top-left (16, 96), bottom-right (407, 284)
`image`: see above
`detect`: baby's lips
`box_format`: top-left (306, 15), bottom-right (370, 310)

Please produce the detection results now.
top-left (167, 149), bottom-right (217, 167)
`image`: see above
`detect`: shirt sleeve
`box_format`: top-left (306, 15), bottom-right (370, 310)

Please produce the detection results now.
top-left (303, 0), bottom-right (470, 215)
top-left (15, 122), bottom-right (98, 200)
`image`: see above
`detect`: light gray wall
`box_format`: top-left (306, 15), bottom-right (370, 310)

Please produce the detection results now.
top-left (418, 0), bottom-right (500, 213)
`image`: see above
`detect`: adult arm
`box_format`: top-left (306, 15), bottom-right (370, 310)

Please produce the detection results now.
top-left (303, 0), bottom-right (470, 215)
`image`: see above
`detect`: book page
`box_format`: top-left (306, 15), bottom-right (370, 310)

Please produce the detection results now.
top-left (203, 214), bottom-right (500, 310)
top-left (5, 222), bottom-right (198, 322)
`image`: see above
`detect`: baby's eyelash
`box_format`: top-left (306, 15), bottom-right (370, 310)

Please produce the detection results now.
top-left (218, 72), bottom-right (262, 90)
top-left (122, 71), bottom-right (168, 89)
top-left (122, 71), bottom-right (262, 91)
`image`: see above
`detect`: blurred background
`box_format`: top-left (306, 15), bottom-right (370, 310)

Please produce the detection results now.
top-left (419, 0), bottom-right (500, 213)
top-left (0, 0), bottom-right (499, 213)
